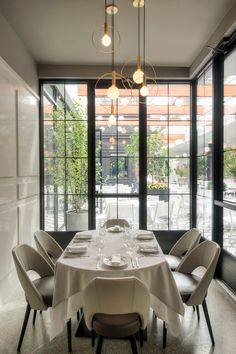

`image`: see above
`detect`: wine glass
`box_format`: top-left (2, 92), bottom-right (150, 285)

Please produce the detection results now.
top-left (96, 236), bottom-right (104, 258)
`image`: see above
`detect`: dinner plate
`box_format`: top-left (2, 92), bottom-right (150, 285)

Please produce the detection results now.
top-left (103, 255), bottom-right (128, 267)
top-left (107, 226), bottom-right (124, 233)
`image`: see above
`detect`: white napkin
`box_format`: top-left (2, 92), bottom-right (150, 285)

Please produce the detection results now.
top-left (136, 231), bottom-right (154, 240)
top-left (67, 245), bottom-right (87, 253)
top-left (111, 254), bottom-right (121, 266)
top-left (138, 244), bottom-right (159, 253)
top-left (75, 232), bottom-right (93, 239)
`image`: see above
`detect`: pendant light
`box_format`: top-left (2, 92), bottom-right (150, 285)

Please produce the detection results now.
top-left (101, 1), bottom-right (111, 47)
top-left (107, 0), bottom-right (119, 100)
top-left (133, 2), bottom-right (144, 84)
top-left (140, 1), bottom-right (149, 96)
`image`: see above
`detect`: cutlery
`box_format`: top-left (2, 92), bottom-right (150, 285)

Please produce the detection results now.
top-left (131, 258), bottom-right (135, 268)
top-left (63, 254), bottom-right (90, 258)
top-left (135, 257), bottom-right (140, 268)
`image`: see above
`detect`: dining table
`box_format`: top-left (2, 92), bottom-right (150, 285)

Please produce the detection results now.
top-left (50, 229), bottom-right (185, 341)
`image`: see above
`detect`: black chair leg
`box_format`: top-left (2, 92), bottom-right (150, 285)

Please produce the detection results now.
top-left (77, 310), bottom-right (80, 322)
top-left (91, 330), bottom-right (96, 347)
top-left (67, 319), bottom-right (72, 352)
top-left (202, 299), bottom-right (215, 346)
top-left (96, 335), bottom-right (104, 354)
top-left (32, 310), bottom-right (37, 326)
top-left (40, 310), bottom-right (42, 314)
top-left (17, 303), bottom-right (31, 352)
top-left (163, 321), bottom-right (167, 349)
top-left (139, 329), bottom-right (144, 347)
top-left (193, 306), bottom-right (196, 311)
top-left (129, 335), bottom-right (138, 354)
top-left (196, 305), bottom-right (200, 320)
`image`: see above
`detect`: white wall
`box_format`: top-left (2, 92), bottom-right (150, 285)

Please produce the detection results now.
top-left (0, 12), bottom-right (38, 92)
top-left (0, 58), bottom-right (39, 304)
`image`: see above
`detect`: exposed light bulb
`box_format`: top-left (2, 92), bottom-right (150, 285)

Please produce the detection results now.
top-left (140, 84), bottom-right (149, 97)
top-left (107, 84), bottom-right (119, 100)
top-left (133, 68), bottom-right (144, 84)
top-left (108, 114), bottom-right (116, 125)
top-left (101, 32), bottom-right (111, 47)
top-left (133, 0), bottom-right (145, 8)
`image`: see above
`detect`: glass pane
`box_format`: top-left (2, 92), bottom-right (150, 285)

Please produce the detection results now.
top-left (95, 197), bottom-right (139, 228)
top-left (152, 199), bottom-right (169, 230)
top-left (44, 195), bottom-right (65, 231)
top-left (169, 158), bottom-right (190, 194)
top-left (147, 124), bottom-right (168, 157)
top-left (66, 121), bottom-right (88, 157)
top-left (223, 150), bottom-right (236, 202)
top-left (44, 121), bottom-right (65, 157)
top-left (147, 157), bottom-right (169, 188)
top-left (118, 122), bottom-right (139, 157)
top-left (197, 156), bottom-right (206, 196)
top-left (65, 84), bottom-right (88, 120)
top-left (169, 122), bottom-right (190, 157)
top-left (43, 84), bottom-right (65, 121)
top-left (223, 208), bottom-right (236, 256)
top-left (66, 158), bottom-right (88, 194)
top-left (197, 196), bottom-right (204, 235)
top-left (44, 158), bottom-right (65, 194)
top-left (66, 195), bottom-right (88, 231)
top-left (169, 84), bottom-right (190, 120)
top-left (169, 195), bottom-right (190, 230)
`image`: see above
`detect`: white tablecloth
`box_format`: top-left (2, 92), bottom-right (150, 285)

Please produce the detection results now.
top-left (50, 230), bottom-right (184, 340)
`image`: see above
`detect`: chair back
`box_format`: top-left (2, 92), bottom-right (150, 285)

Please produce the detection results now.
top-left (169, 228), bottom-right (201, 257)
top-left (34, 230), bottom-right (63, 269)
top-left (176, 240), bottom-right (221, 305)
top-left (12, 244), bottom-right (54, 310)
top-left (83, 277), bottom-right (150, 331)
top-left (103, 219), bottom-right (130, 228)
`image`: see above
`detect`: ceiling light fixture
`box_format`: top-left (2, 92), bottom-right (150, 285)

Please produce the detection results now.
top-left (133, 0), bottom-right (145, 9)
top-left (133, 3), bottom-right (144, 84)
top-left (101, 0), bottom-right (111, 47)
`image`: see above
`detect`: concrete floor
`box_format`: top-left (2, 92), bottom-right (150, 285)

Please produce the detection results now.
top-left (0, 279), bottom-right (235, 354)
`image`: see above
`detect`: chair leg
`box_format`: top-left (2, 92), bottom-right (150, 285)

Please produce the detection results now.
top-left (67, 319), bottom-right (72, 352)
top-left (40, 310), bottom-right (42, 314)
top-left (193, 306), bottom-right (196, 311)
top-left (96, 335), bottom-right (104, 354)
top-left (129, 335), bottom-right (138, 354)
top-left (91, 330), bottom-right (96, 347)
top-left (196, 305), bottom-right (200, 321)
top-left (32, 310), bottom-right (37, 326)
top-left (163, 321), bottom-right (167, 349)
top-left (202, 299), bottom-right (215, 346)
top-left (77, 310), bottom-right (80, 322)
top-left (17, 303), bottom-right (31, 352)
top-left (139, 329), bottom-right (144, 347)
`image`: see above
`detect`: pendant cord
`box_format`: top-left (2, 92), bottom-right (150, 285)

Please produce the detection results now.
top-left (112, 0), bottom-right (115, 71)
top-left (105, 0), bottom-right (107, 24)
top-left (143, 1), bottom-right (146, 75)
top-left (138, 3), bottom-right (140, 57)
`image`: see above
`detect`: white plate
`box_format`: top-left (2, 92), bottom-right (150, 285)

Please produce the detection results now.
top-left (103, 256), bottom-right (128, 267)
top-left (107, 227), bottom-right (124, 233)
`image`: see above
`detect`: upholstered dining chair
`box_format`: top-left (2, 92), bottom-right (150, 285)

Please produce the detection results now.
top-left (12, 244), bottom-right (72, 352)
top-left (83, 276), bottom-right (150, 354)
top-left (34, 230), bottom-right (63, 269)
top-left (163, 240), bottom-right (221, 348)
top-left (164, 228), bottom-right (201, 270)
top-left (103, 218), bottom-right (130, 229)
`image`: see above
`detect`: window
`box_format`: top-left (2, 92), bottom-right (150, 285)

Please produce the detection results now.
top-left (41, 81), bottom-right (191, 231)
top-left (223, 49), bottom-right (236, 256)
top-left (196, 66), bottom-right (213, 239)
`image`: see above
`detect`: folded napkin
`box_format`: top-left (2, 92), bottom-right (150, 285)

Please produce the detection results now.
top-left (108, 225), bottom-right (124, 232)
top-left (75, 232), bottom-right (93, 239)
top-left (111, 254), bottom-right (121, 266)
top-left (138, 245), bottom-right (159, 253)
top-left (136, 231), bottom-right (154, 240)
top-left (67, 245), bottom-right (87, 253)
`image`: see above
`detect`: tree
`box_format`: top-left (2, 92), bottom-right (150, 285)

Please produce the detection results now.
top-left (45, 97), bottom-right (88, 213)
top-left (126, 127), bottom-right (168, 183)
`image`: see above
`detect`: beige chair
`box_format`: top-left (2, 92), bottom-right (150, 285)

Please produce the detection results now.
top-left (83, 276), bottom-right (150, 354)
top-left (164, 228), bottom-right (201, 270)
top-left (34, 230), bottom-right (63, 269)
top-left (12, 244), bottom-right (72, 352)
top-left (103, 218), bottom-right (130, 229)
top-left (163, 240), bottom-right (221, 348)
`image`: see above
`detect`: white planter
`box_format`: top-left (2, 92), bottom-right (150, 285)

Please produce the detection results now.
top-left (66, 210), bottom-right (88, 231)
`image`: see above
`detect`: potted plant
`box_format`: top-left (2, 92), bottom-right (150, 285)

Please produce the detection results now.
top-left (147, 181), bottom-right (169, 201)
top-left (47, 97), bottom-right (89, 231)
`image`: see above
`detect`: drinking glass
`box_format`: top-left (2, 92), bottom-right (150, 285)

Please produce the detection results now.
top-left (96, 236), bottom-right (104, 258)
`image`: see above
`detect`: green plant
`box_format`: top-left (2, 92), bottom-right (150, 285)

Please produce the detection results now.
top-left (46, 97), bottom-right (88, 213)
top-left (126, 127), bottom-right (168, 182)
top-left (175, 164), bottom-right (188, 178)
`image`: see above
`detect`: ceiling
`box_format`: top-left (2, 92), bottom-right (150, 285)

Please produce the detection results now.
top-left (0, 0), bottom-right (235, 67)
